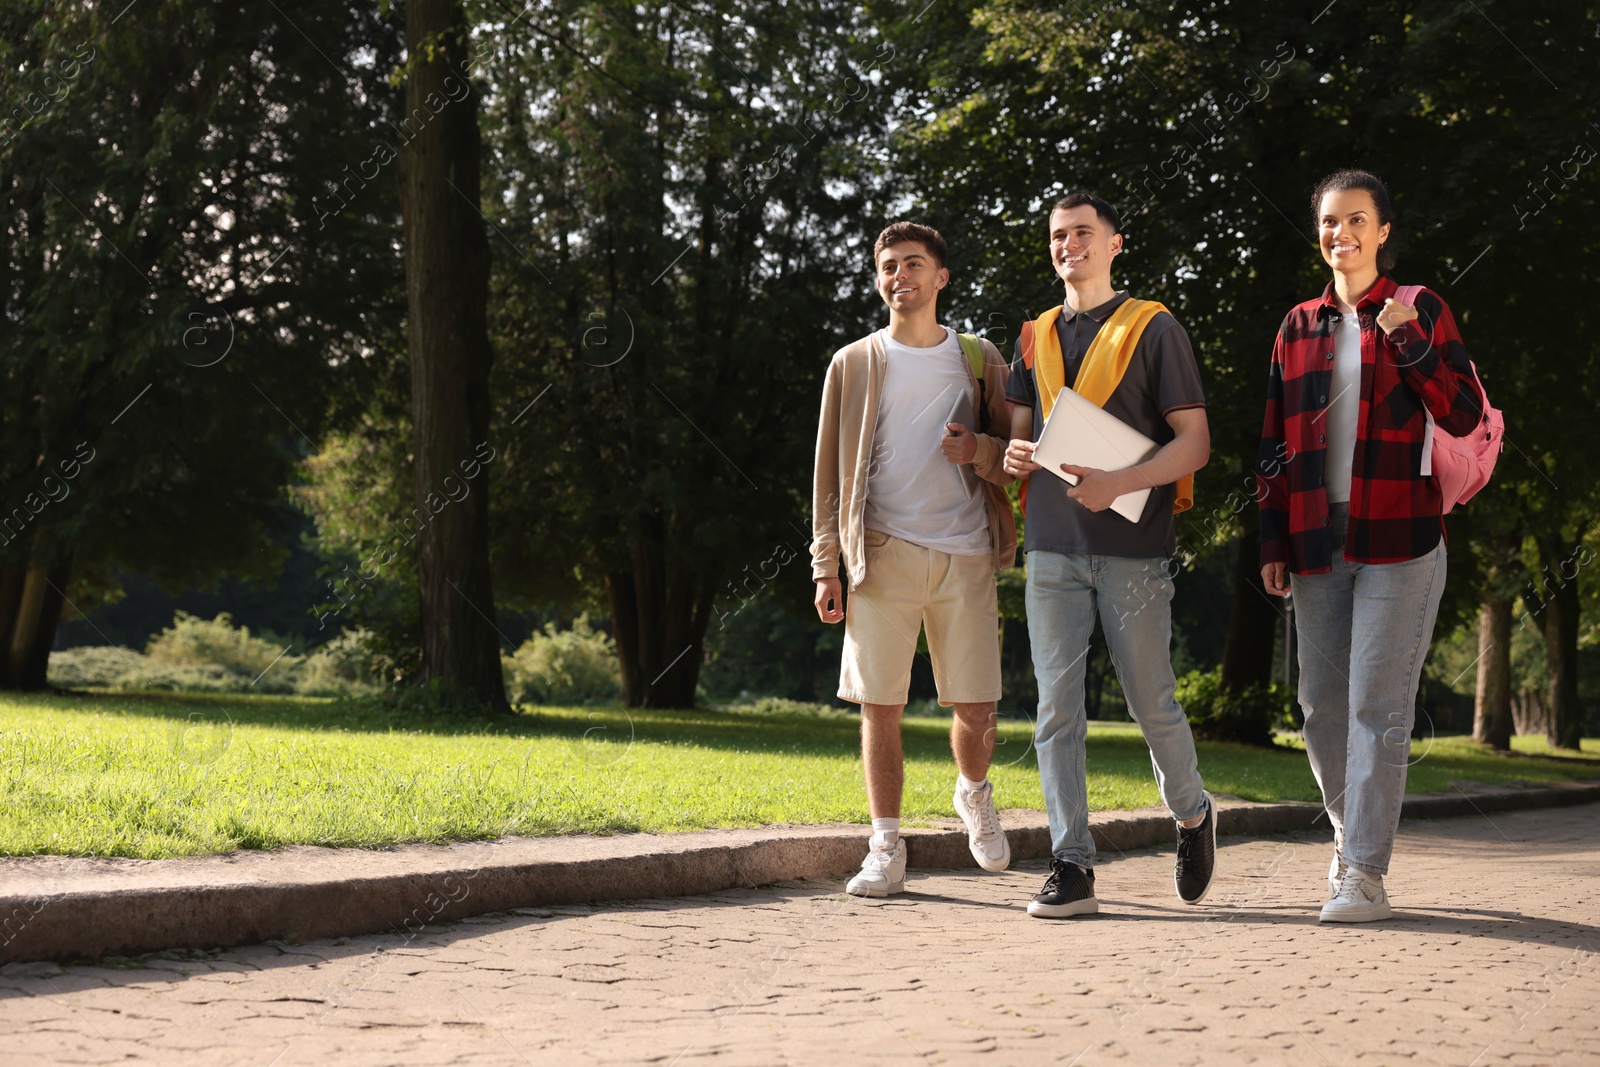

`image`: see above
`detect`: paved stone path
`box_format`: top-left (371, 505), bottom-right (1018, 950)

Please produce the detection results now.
top-left (3, 806), bottom-right (1597, 1066)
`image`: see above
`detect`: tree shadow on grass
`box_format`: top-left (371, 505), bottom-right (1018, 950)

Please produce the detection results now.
top-left (14, 688), bottom-right (1061, 765)
top-left (19, 690), bottom-right (1594, 799)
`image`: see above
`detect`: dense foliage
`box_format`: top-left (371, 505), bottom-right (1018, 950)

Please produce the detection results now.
top-left (10, 1), bottom-right (1599, 745)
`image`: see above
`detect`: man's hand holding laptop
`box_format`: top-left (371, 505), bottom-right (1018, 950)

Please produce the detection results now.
top-left (940, 421), bottom-right (979, 464)
top-left (1001, 438), bottom-right (1130, 514)
top-left (1003, 437), bottom-right (1041, 477)
top-left (1056, 464), bottom-right (1138, 513)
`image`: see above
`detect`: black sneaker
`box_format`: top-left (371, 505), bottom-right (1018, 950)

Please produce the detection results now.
top-left (1027, 858), bottom-right (1098, 918)
top-left (1175, 791), bottom-right (1217, 904)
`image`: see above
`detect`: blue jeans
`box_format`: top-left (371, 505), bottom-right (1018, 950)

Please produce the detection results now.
top-left (1026, 551), bottom-right (1208, 868)
top-left (1290, 503), bottom-right (1447, 876)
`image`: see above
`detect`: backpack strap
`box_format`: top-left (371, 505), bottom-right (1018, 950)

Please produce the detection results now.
top-left (957, 333), bottom-right (990, 434)
top-left (1021, 303), bottom-right (1193, 514)
top-left (1397, 284), bottom-right (1434, 473)
top-left (1073, 299), bottom-right (1168, 407)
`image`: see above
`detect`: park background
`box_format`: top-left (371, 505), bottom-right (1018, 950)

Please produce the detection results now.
top-left (2, 0), bottom-right (1598, 858)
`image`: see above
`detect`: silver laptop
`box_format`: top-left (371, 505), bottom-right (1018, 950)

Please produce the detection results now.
top-left (1032, 385), bottom-right (1161, 522)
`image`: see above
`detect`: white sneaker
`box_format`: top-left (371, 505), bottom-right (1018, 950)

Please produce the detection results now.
top-left (953, 779), bottom-right (1011, 872)
top-left (846, 836), bottom-right (907, 897)
top-left (1320, 866), bottom-right (1392, 923)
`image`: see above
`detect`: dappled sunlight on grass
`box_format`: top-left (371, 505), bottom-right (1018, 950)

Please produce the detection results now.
top-left (1275, 730), bottom-right (1600, 792)
top-left (1, 691), bottom-right (1593, 859)
top-left (1508, 735), bottom-right (1600, 759)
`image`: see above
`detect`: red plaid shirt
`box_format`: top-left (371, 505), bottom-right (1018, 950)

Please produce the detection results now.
top-left (1256, 275), bottom-right (1485, 573)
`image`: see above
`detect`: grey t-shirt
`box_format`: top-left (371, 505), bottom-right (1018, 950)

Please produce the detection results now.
top-left (1006, 292), bottom-right (1207, 559)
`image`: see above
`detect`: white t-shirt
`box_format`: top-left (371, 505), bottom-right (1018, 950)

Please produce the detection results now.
top-left (862, 327), bottom-right (992, 556)
top-left (1325, 310), bottom-right (1362, 504)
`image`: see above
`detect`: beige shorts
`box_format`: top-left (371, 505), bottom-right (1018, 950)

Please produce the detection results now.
top-left (838, 529), bottom-right (1002, 707)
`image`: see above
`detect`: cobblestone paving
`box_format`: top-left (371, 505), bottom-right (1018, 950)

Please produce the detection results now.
top-left (3, 806), bottom-right (1597, 1066)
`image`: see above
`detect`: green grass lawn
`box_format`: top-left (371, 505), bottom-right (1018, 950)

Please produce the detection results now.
top-left (2, 690), bottom-right (1597, 859)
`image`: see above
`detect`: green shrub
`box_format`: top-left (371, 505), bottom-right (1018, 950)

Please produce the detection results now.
top-left (294, 629), bottom-right (384, 696)
top-left (46, 646), bottom-right (148, 689)
top-left (48, 615), bottom-right (381, 697)
top-left (728, 696), bottom-right (850, 718)
top-left (502, 615), bottom-right (621, 707)
top-left (123, 661), bottom-right (259, 693)
top-left (1175, 667), bottom-right (1290, 747)
top-left (47, 645), bottom-right (270, 693)
top-left (336, 676), bottom-right (516, 721)
top-left (145, 612), bottom-right (290, 677)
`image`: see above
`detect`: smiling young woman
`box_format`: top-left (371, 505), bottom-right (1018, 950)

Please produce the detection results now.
top-left (1255, 169), bottom-right (1487, 923)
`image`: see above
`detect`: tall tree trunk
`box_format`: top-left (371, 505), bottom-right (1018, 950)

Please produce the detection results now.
top-left (398, 0), bottom-right (507, 712)
top-left (605, 535), bottom-right (714, 708)
top-left (1539, 539), bottom-right (1582, 750)
top-left (606, 571), bottom-right (643, 707)
top-left (1512, 689), bottom-right (1551, 736)
top-left (0, 564), bottom-right (25, 677)
top-left (4, 565), bottom-right (48, 683)
top-left (1, 553), bottom-right (70, 690)
top-left (795, 627), bottom-right (818, 703)
top-left (16, 555), bottom-right (69, 689)
top-left (1472, 594), bottom-right (1512, 750)
top-left (1221, 524), bottom-right (1280, 693)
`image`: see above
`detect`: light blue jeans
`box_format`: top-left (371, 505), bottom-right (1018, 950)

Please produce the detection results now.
top-left (1290, 503), bottom-right (1447, 876)
top-left (1027, 551), bottom-right (1208, 868)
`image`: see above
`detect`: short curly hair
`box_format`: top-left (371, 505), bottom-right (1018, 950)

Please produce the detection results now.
top-left (873, 221), bottom-right (947, 268)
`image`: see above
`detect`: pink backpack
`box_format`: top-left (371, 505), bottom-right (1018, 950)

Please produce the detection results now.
top-left (1394, 285), bottom-right (1503, 514)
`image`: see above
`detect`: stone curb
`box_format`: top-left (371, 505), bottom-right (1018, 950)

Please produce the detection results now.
top-left (2, 779), bottom-right (1596, 964)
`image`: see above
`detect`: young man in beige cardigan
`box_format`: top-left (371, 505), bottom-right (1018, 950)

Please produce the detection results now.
top-left (810, 221), bottom-right (1017, 897)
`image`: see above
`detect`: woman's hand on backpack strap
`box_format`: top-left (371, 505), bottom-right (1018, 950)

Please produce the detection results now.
top-left (1377, 297), bottom-right (1419, 336)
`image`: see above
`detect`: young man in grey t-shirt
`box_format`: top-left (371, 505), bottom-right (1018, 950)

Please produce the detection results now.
top-left (1004, 193), bottom-right (1218, 918)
